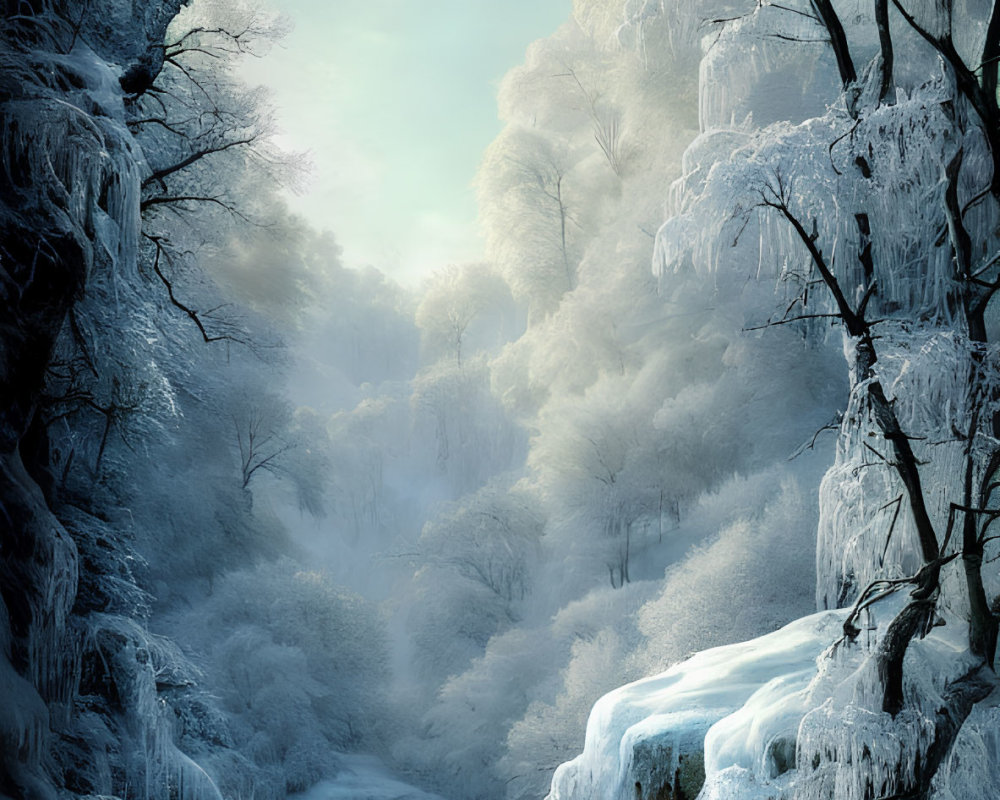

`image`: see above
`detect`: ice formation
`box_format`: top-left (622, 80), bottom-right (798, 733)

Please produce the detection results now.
top-left (547, 611), bottom-right (846, 800)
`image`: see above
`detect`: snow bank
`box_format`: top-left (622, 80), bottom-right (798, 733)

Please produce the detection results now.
top-left (546, 610), bottom-right (845, 800)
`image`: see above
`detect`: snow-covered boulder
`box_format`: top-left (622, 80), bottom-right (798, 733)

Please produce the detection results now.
top-left (549, 600), bottom-right (1000, 800)
top-left (546, 610), bottom-right (845, 800)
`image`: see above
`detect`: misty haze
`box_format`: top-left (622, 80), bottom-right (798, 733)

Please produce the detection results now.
top-left (3, 2), bottom-right (1000, 800)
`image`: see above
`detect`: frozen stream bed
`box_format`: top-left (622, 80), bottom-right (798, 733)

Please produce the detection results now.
top-left (293, 754), bottom-right (446, 800)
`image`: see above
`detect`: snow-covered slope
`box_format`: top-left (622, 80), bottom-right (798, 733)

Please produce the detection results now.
top-left (292, 755), bottom-right (447, 800)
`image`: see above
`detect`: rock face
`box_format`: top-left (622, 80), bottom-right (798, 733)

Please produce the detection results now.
top-left (0, 2), bottom-right (184, 796)
top-left (631, 739), bottom-right (704, 800)
top-left (0, 0), bottom-right (181, 447)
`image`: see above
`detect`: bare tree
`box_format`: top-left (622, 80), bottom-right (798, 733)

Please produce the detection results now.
top-left (230, 393), bottom-right (295, 491)
top-left (131, 3), bottom-right (298, 344)
top-left (558, 67), bottom-right (626, 177)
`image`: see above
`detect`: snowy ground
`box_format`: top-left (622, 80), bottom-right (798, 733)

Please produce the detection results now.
top-left (291, 755), bottom-right (446, 800)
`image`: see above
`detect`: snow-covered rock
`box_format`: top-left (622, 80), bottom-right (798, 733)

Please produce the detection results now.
top-left (549, 605), bottom-right (1000, 800)
top-left (547, 610), bottom-right (846, 800)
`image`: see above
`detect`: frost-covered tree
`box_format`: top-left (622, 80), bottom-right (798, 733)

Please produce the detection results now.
top-left (402, 480), bottom-right (544, 684)
top-left (411, 357), bottom-right (526, 498)
top-left (700, 0), bottom-right (1000, 722)
top-left (393, 4), bottom-right (843, 796)
top-left (415, 263), bottom-right (511, 367)
top-left (751, 0), bottom-right (1000, 780)
top-left (478, 127), bottom-right (593, 313)
top-left (418, 479), bottom-right (542, 606)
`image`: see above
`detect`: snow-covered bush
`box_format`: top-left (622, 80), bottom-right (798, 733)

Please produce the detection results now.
top-left (171, 560), bottom-right (389, 793)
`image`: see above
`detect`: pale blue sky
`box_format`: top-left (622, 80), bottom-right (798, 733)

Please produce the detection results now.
top-left (242, 1), bottom-right (571, 283)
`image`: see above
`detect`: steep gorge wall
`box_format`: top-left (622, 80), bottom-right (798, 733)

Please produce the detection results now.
top-left (0, 2), bottom-right (190, 796)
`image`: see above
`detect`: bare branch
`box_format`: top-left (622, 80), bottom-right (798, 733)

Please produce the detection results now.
top-left (140, 194), bottom-right (253, 223)
top-left (143, 234), bottom-right (248, 346)
top-left (758, 174), bottom-right (866, 336)
top-left (142, 135), bottom-right (256, 189)
top-left (788, 413), bottom-right (843, 460)
top-left (743, 312), bottom-right (842, 331)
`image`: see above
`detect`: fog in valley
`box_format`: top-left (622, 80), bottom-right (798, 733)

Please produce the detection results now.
top-left (5, 1), bottom-right (1000, 799)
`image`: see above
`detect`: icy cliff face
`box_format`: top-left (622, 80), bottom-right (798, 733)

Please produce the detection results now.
top-left (0, 2), bottom-right (202, 796)
top-left (549, 0), bottom-right (1000, 798)
top-left (0, 1), bottom-right (177, 444)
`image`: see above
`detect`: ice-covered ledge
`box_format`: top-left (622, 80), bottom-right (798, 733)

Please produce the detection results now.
top-left (547, 603), bottom-right (1000, 800)
top-left (545, 611), bottom-right (846, 800)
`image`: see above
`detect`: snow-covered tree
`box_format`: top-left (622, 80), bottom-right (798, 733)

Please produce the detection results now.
top-left (478, 127), bottom-right (597, 314)
top-left (416, 264), bottom-right (512, 367)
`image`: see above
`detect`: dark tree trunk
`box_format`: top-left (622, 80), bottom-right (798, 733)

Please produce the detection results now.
top-left (811, 0), bottom-right (857, 88)
top-left (875, 0), bottom-right (894, 101)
